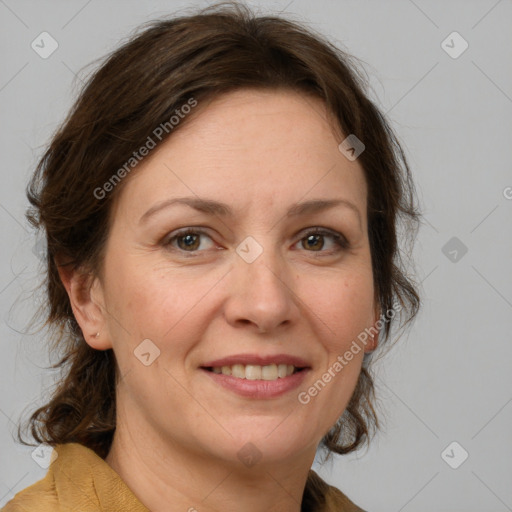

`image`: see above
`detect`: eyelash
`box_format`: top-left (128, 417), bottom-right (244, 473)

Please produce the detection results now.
top-left (162, 226), bottom-right (349, 256)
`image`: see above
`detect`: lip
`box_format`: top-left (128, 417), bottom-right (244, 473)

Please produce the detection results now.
top-left (201, 367), bottom-right (310, 399)
top-left (200, 353), bottom-right (312, 399)
top-left (201, 353), bottom-right (311, 368)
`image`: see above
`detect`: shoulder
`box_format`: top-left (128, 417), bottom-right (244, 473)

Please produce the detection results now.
top-left (0, 443), bottom-right (105, 512)
top-left (1, 471), bottom-right (59, 512)
top-left (1, 444), bottom-right (85, 511)
top-left (2, 443), bottom-right (148, 512)
top-left (305, 469), bottom-right (367, 512)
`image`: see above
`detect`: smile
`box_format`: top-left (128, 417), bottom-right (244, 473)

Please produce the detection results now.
top-left (205, 363), bottom-right (301, 380)
top-left (200, 355), bottom-right (310, 398)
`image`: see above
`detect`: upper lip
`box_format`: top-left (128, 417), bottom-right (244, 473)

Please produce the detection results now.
top-left (201, 354), bottom-right (311, 368)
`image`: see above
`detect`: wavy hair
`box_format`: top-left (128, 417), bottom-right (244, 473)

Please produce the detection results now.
top-left (18, 1), bottom-right (420, 460)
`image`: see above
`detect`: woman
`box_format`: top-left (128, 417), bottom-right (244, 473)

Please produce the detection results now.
top-left (4, 2), bottom-right (420, 511)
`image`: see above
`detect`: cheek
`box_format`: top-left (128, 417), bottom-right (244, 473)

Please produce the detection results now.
top-left (305, 266), bottom-right (375, 352)
top-left (103, 253), bottom-right (221, 346)
top-left (298, 270), bottom-right (373, 430)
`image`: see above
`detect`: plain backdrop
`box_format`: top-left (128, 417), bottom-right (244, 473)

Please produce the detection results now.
top-left (1, 1), bottom-right (511, 511)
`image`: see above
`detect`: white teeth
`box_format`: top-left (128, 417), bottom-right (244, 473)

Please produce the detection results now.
top-left (277, 364), bottom-right (288, 378)
top-left (232, 364), bottom-right (245, 379)
top-left (245, 365), bottom-right (262, 380)
top-left (210, 363), bottom-right (298, 380)
top-left (261, 364), bottom-right (278, 381)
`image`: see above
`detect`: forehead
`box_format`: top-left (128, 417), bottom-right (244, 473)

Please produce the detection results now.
top-left (113, 88), bottom-right (367, 222)
top-left (172, 88), bottom-right (345, 158)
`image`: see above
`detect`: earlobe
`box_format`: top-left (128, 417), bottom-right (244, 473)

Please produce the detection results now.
top-left (56, 261), bottom-right (112, 351)
top-left (365, 304), bottom-right (381, 353)
top-left (374, 305), bottom-right (383, 350)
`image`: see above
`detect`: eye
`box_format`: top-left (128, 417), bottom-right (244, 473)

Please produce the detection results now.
top-left (162, 226), bottom-right (349, 256)
top-left (296, 228), bottom-right (349, 254)
top-left (163, 228), bottom-right (215, 253)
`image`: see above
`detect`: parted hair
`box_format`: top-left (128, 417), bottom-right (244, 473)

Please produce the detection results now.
top-left (19, 1), bottom-right (420, 461)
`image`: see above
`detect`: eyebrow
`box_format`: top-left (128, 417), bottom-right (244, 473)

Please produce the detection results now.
top-left (139, 196), bottom-right (362, 228)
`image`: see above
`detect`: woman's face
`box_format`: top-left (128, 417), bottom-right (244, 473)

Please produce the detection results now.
top-left (90, 89), bottom-right (378, 467)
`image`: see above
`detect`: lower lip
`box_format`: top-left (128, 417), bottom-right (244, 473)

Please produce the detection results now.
top-left (201, 368), bottom-right (309, 399)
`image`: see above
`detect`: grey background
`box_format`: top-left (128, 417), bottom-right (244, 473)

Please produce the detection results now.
top-left (1, 0), bottom-right (511, 510)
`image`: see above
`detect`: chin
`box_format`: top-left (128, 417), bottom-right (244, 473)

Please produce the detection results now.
top-left (199, 415), bottom-right (319, 466)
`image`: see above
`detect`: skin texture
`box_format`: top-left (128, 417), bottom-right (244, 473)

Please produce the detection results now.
top-left (59, 89), bottom-right (380, 512)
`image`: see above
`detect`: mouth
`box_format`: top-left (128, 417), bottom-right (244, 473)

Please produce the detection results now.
top-left (200, 354), bottom-right (311, 399)
top-left (202, 363), bottom-right (305, 381)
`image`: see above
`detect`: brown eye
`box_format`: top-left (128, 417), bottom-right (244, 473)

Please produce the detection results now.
top-left (164, 229), bottom-right (215, 253)
top-left (297, 228), bottom-right (349, 254)
top-left (176, 233), bottom-right (201, 251)
top-left (302, 234), bottom-right (324, 251)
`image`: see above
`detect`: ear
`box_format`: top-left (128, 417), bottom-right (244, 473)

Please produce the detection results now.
top-left (364, 302), bottom-right (381, 353)
top-left (56, 261), bottom-right (112, 350)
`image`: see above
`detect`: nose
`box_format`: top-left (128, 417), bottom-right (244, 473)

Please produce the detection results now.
top-left (223, 244), bottom-right (300, 335)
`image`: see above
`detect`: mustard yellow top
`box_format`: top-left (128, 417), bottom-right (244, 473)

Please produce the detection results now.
top-left (1, 443), bottom-right (366, 511)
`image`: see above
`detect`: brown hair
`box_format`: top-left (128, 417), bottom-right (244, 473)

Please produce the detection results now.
top-left (19, 1), bottom-right (420, 460)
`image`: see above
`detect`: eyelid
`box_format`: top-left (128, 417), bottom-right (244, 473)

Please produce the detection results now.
top-left (297, 226), bottom-right (350, 251)
top-left (162, 227), bottom-right (216, 251)
top-left (163, 225), bottom-right (349, 255)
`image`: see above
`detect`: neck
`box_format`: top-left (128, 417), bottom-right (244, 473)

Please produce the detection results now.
top-left (105, 423), bottom-right (317, 512)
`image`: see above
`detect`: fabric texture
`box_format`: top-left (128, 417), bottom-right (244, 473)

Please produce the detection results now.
top-left (2, 443), bottom-right (366, 511)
